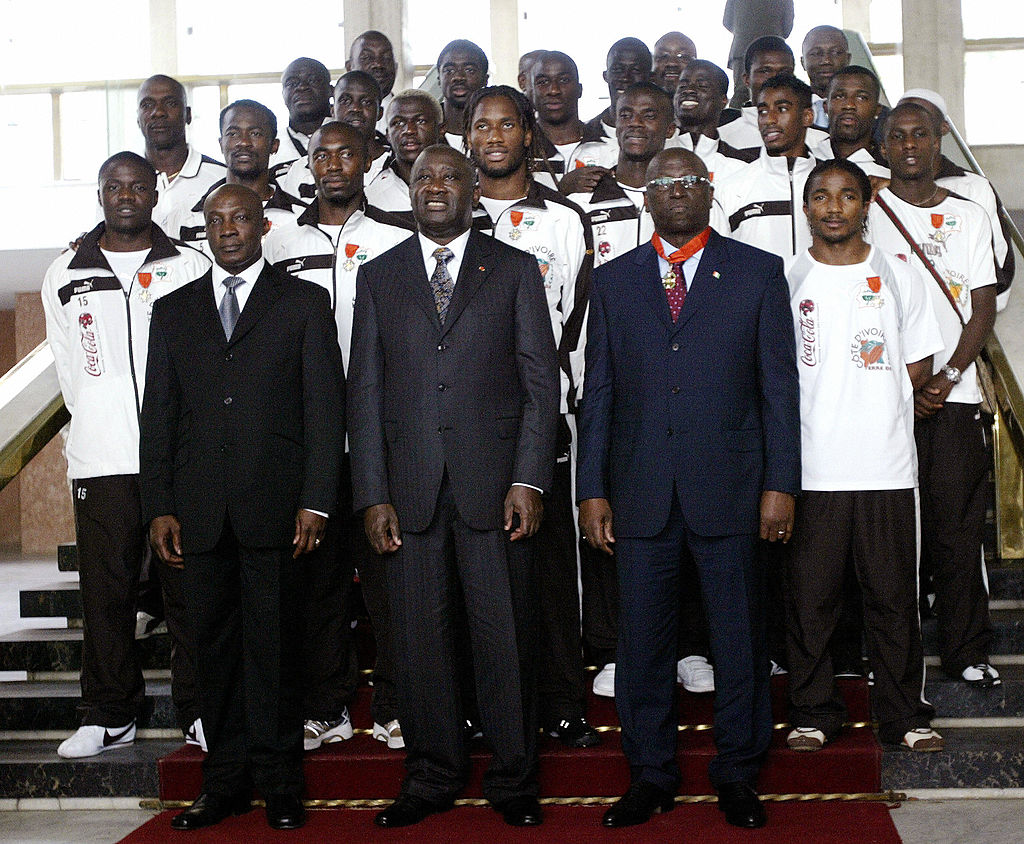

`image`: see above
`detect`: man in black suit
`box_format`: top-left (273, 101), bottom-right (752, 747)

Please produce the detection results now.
top-left (140, 184), bottom-right (344, 832)
top-left (347, 145), bottom-right (559, 828)
top-left (577, 148), bottom-right (801, 830)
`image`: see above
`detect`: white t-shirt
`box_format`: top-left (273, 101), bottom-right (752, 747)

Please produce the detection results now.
top-left (478, 196), bottom-right (524, 224)
top-left (868, 189), bottom-right (997, 404)
top-left (100, 248), bottom-right (149, 290)
top-left (785, 247), bottom-right (944, 491)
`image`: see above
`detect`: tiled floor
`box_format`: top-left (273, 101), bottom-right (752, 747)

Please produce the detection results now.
top-left (0, 800), bottom-right (1023, 843)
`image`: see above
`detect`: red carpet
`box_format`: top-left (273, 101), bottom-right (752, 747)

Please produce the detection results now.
top-left (119, 802), bottom-right (902, 843)
top-left (159, 677), bottom-right (880, 802)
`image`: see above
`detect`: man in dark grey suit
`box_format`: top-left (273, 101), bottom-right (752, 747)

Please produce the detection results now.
top-left (347, 145), bottom-right (559, 828)
top-left (140, 184), bottom-right (344, 832)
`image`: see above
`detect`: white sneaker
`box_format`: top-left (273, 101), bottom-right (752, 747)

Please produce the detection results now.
top-left (303, 708), bottom-right (354, 750)
top-left (184, 718), bottom-right (207, 752)
top-left (962, 664), bottom-right (1002, 688)
top-left (373, 719), bottom-right (405, 749)
top-left (902, 727), bottom-right (944, 752)
top-left (593, 663), bottom-right (615, 697)
top-left (135, 611), bottom-right (167, 639)
top-left (677, 655), bottom-right (715, 693)
top-left (57, 721), bottom-right (136, 758)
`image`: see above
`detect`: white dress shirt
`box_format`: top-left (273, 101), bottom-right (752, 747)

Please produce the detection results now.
top-left (655, 238), bottom-right (705, 291)
top-left (417, 229), bottom-right (471, 282)
top-left (211, 257), bottom-right (265, 312)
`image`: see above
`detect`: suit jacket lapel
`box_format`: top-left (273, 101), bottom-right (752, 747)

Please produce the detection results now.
top-left (227, 264), bottom-right (283, 348)
top-left (190, 270), bottom-right (229, 345)
top-left (634, 244), bottom-right (675, 334)
top-left (400, 237), bottom-right (443, 330)
top-left (672, 230), bottom-right (725, 335)
top-left (440, 230), bottom-right (491, 338)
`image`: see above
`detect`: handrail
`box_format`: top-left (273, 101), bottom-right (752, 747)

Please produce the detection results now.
top-left (0, 341), bottom-right (69, 491)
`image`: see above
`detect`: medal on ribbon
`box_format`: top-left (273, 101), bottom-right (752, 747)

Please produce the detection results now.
top-left (509, 210), bottom-right (524, 240)
top-left (343, 243), bottom-right (358, 271)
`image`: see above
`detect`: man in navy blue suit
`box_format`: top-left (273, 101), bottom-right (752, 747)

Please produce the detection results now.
top-left (577, 148), bottom-right (800, 830)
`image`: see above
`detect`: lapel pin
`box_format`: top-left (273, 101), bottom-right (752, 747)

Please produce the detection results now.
top-left (712, 270), bottom-right (721, 279)
top-left (479, 266), bottom-right (486, 271)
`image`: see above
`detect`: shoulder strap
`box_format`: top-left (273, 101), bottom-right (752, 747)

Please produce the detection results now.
top-left (875, 194), bottom-right (965, 327)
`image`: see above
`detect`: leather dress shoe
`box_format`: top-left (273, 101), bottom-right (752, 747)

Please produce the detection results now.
top-left (265, 793), bottom-right (305, 830)
top-left (716, 782), bottom-right (766, 828)
top-left (602, 780), bottom-right (675, 828)
top-left (374, 794), bottom-right (453, 828)
top-left (496, 795), bottom-right (543, 826)
top-left (170, 791), bottom-right (251, 830)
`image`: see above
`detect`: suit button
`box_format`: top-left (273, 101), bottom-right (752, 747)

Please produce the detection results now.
top-left (223, 397), bottom-right (232, 405)
top-left (671, 343), bottom-right (680, 351)
top-left (667, 427), bottom-right (674, 437)
top-left (672, 386), bottom-right (680, 394)
top-left (437, 383), bottom-right (446, 392)
top-left (225, 353), bottom-right (233, 361)
top-left (437, 343), bottom-right (446, 351)
top-left (219, 445), bottom-right (227, 453)
top-left (437, 426), bottom-right (443, 434)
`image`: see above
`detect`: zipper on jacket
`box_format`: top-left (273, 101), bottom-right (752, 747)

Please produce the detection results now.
top-left (788, 157), bottom-right (797, 256)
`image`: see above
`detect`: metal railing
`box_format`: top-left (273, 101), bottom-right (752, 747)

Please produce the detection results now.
top-left (0, 342), bottom-right (69, 491)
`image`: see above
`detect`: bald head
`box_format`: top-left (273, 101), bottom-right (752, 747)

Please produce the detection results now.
top-left (647, 147), bottom-right (709, 181)
top-left (801, 25), bottom-right (850, 96)
top-left (137, 75), bottom-right (190, 151)
top-left (653, 31), bottom-right (697, 93)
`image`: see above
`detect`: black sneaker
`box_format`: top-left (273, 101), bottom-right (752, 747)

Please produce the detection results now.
top-left (546, 716), bottom-right (601, 748)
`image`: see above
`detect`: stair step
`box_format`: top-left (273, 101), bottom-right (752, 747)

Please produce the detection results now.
top-left (56, 543), bottom-right (78, 572)
top-left (0, 675), bottom-right (870, 737)
top-left (0, 628), bottom-right (171, 673)
top-left (989, 566), bottom-right (1024, 601)
top-left (0, 680), bottom-right (178, 731)
top-left (0, 739), bottom-right (177, 799)
top-left (922, 608), bottom-right (1024, 656)
top-left (924, 664), bottom-right (1024, 719)
top-left (19, 584), bottom-right (81, 620)
top-left (157, 726), bottom-right (881, 802)
top-left (881, 726), bottom-right (1024, 789)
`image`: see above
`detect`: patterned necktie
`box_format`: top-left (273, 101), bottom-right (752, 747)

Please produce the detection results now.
top-left (219, 276), bottom-right (245, 340)
top-left (430, 247), bottom-right (455, 324)
top-left (666, 263), bottom-right (686, 322)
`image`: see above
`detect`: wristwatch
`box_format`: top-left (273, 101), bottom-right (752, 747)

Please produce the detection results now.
top-left (941, 364), bottom-right (962, 384)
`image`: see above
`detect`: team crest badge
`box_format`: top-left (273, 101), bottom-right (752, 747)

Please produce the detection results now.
top-left (851, 327), bottom-right (889, 370)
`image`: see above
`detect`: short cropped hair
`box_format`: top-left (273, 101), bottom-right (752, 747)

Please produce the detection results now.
top-left (219, 99), bottom-right (278, 138)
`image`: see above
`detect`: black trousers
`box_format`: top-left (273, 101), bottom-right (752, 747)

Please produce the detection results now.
top-left (534, 418), bottom-right (586, 724)
top-left (301, 507), bottom-right (358, 722)
top-left (916, 402), bottom-right (992, 675)
top-left (785, 490), bottom-right (933, 744)
top-left (73, 475), bottom-right (147, 727)
top-left (345, 450), bottom-right (398, 725)
top-left (616, 493), bottom-right (771, 790)
top-left (387, 475), bottom-right (538, 805)
top-left (185, 523), bottom-right (304, 796)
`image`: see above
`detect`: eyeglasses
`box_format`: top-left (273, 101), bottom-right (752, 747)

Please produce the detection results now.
top-left (646, 175), bottom-right (711, 192)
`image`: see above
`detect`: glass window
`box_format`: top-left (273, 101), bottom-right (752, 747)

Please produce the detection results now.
top-left (1, 0), bottom-right (151, 85)
top-left (0, 94), bottom-right (54, 186)
top-left (962, 1), bottom-right (1024, 40)
top-left (60, 91), bottom-right (110, 183)
top-left (176, 1), bottom-right (345, 75)
top-left (188, 86), bottom-right (227, 163)
top-left (408, 1), bottom-right (493, 68)
top-left (869, 0), bottom-right (902, 45)
top-left (964, 50), bottom-right (1024, 144)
